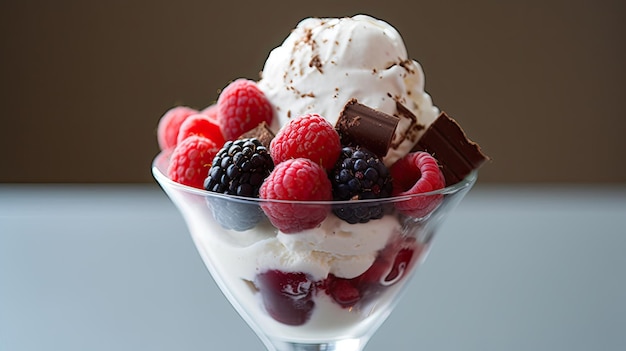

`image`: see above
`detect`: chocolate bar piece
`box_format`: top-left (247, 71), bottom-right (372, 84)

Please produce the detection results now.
top-left (412, 112), bottom-right (489, 185)
top-left (335, 99), bottom-right (400, 157)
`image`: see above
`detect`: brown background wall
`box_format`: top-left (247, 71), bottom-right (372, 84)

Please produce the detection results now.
top-left (1, 0), bottom-right (625, 183)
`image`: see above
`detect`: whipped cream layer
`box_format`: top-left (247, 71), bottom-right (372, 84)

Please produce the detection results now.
top-left (276, 214), bottom-right (398, 279)
top-left (191, 212), bottom-right (398, 282)
top-left (258, 14), bottom-right (440, 165)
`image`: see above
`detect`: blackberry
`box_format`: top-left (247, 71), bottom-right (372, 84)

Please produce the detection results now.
top-left (205, 138), bottom-right (274, 196)
top-left (204, 138), bottom-right (274, 231)
top-left (331, 146), bottom-right (393, 224)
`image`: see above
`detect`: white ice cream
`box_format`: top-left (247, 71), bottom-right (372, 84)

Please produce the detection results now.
top-left (187, 210), bottom-right (398, 282)
top-left (258, 14), bottom-right (440, 165)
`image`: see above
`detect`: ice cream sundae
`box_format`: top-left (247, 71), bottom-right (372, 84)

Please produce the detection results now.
top-left (153, 14), bottom-right (488, 348)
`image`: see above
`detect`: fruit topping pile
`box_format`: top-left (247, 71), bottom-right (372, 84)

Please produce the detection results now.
top-left (155, 78), bottom-right (483, 326)
top-left (157, 79), bottom-right (447, 228)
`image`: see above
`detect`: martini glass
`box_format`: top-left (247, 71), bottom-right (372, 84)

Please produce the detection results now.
top-left (152, 149), bottom-right (476, 351)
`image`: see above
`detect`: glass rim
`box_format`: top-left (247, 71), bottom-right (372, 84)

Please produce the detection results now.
top-left (152, 150), bottom-right (477, 205)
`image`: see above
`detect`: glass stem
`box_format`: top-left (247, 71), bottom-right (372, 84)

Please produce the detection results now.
top-left (266, 339), bottom-right (366, 351)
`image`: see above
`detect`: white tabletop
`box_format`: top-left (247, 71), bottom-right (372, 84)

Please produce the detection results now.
top-left (1, 184), bottom-right (625, 351)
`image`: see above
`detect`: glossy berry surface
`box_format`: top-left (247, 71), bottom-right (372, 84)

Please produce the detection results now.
top-left (390, 151), bottom-right (445, 218)
top-left (384, 248), bottom-right (415, 283)
top-left (157, 106), bottom-right (198, 150)
top-left (217, 79), bottom-right (273, 140)
top-left (322, 242), bottom-right (419, 309)
top-left (327, 277), bottom-right (361, 308)
top-left (330, 147), bottom-right (393, 224)
top-left (270, 113), bottom-right (341, 171)
top-left (167, 135), bottom-right (219, 189)
top-left (204, 138), bottom-right (274, 197)
top-left (201, 104), bottom-right (218, 120)
top-left (259, 158), bottom-right (332, 233)
top-left (255, 270), bottom-right (315, 326)
top-left (204, 138), bottom-right (274, 231)
top-left (176, 113), bottom-right (226, 147)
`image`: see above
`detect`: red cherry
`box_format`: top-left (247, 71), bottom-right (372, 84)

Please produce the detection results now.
top-left (255, 270), bottom-right (315, 326)
top-left (357, 255), bottom-right (392, 285)
top-left (384, 248), bottom-right (415, 284)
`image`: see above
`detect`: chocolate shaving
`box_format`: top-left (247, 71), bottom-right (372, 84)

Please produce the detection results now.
top-left (335, 99), bottom-right (399, 157)
top-left (309, 55), bottom-right (323, 73)
top-left (412, 112), bottom-right (489, 185)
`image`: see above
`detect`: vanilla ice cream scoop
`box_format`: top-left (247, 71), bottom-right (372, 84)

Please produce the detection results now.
top-left (257, 14), bottom-right (439, 165)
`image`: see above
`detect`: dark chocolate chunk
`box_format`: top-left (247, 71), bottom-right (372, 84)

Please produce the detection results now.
top-left (390, 101), bottom-right (425, 149)
top-left (335, 99), bottom-right (400, 158)
top-left (239, 122), bottom-right (275, 148)
top-left (412, 112), bottom-right (489, 185)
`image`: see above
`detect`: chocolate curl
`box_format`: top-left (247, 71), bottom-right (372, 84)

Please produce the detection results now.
top-left (412, 112), bottom-right (489, 185)
top-left (335, 99), bottom-right (400, 158)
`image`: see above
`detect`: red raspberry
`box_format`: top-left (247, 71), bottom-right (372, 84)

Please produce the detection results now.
top-left (259, 158), bottom-right (332, 233)
top-left (201, 104), bottom-right (218, 121)
top-left (390, 151), bottom-right (445, 218)
top-left (328, 277), bottom-right (361, 308)
top-left (176, 114), bottom-right (226, 147)
top-left (157, 106), bottom-right (198, 150)
top-left (270, 114), bottom-right (341, 171)
top-left (217, 79), bottom-right (273, 140)
top-left (167, 135), bottom-right (219, 189)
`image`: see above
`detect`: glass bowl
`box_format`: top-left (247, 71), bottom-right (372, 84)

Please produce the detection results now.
top-left (152, 149), bottom-right (476, 351)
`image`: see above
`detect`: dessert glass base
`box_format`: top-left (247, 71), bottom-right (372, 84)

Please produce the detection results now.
top-left (152, 150), bottom-right (476, 351)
